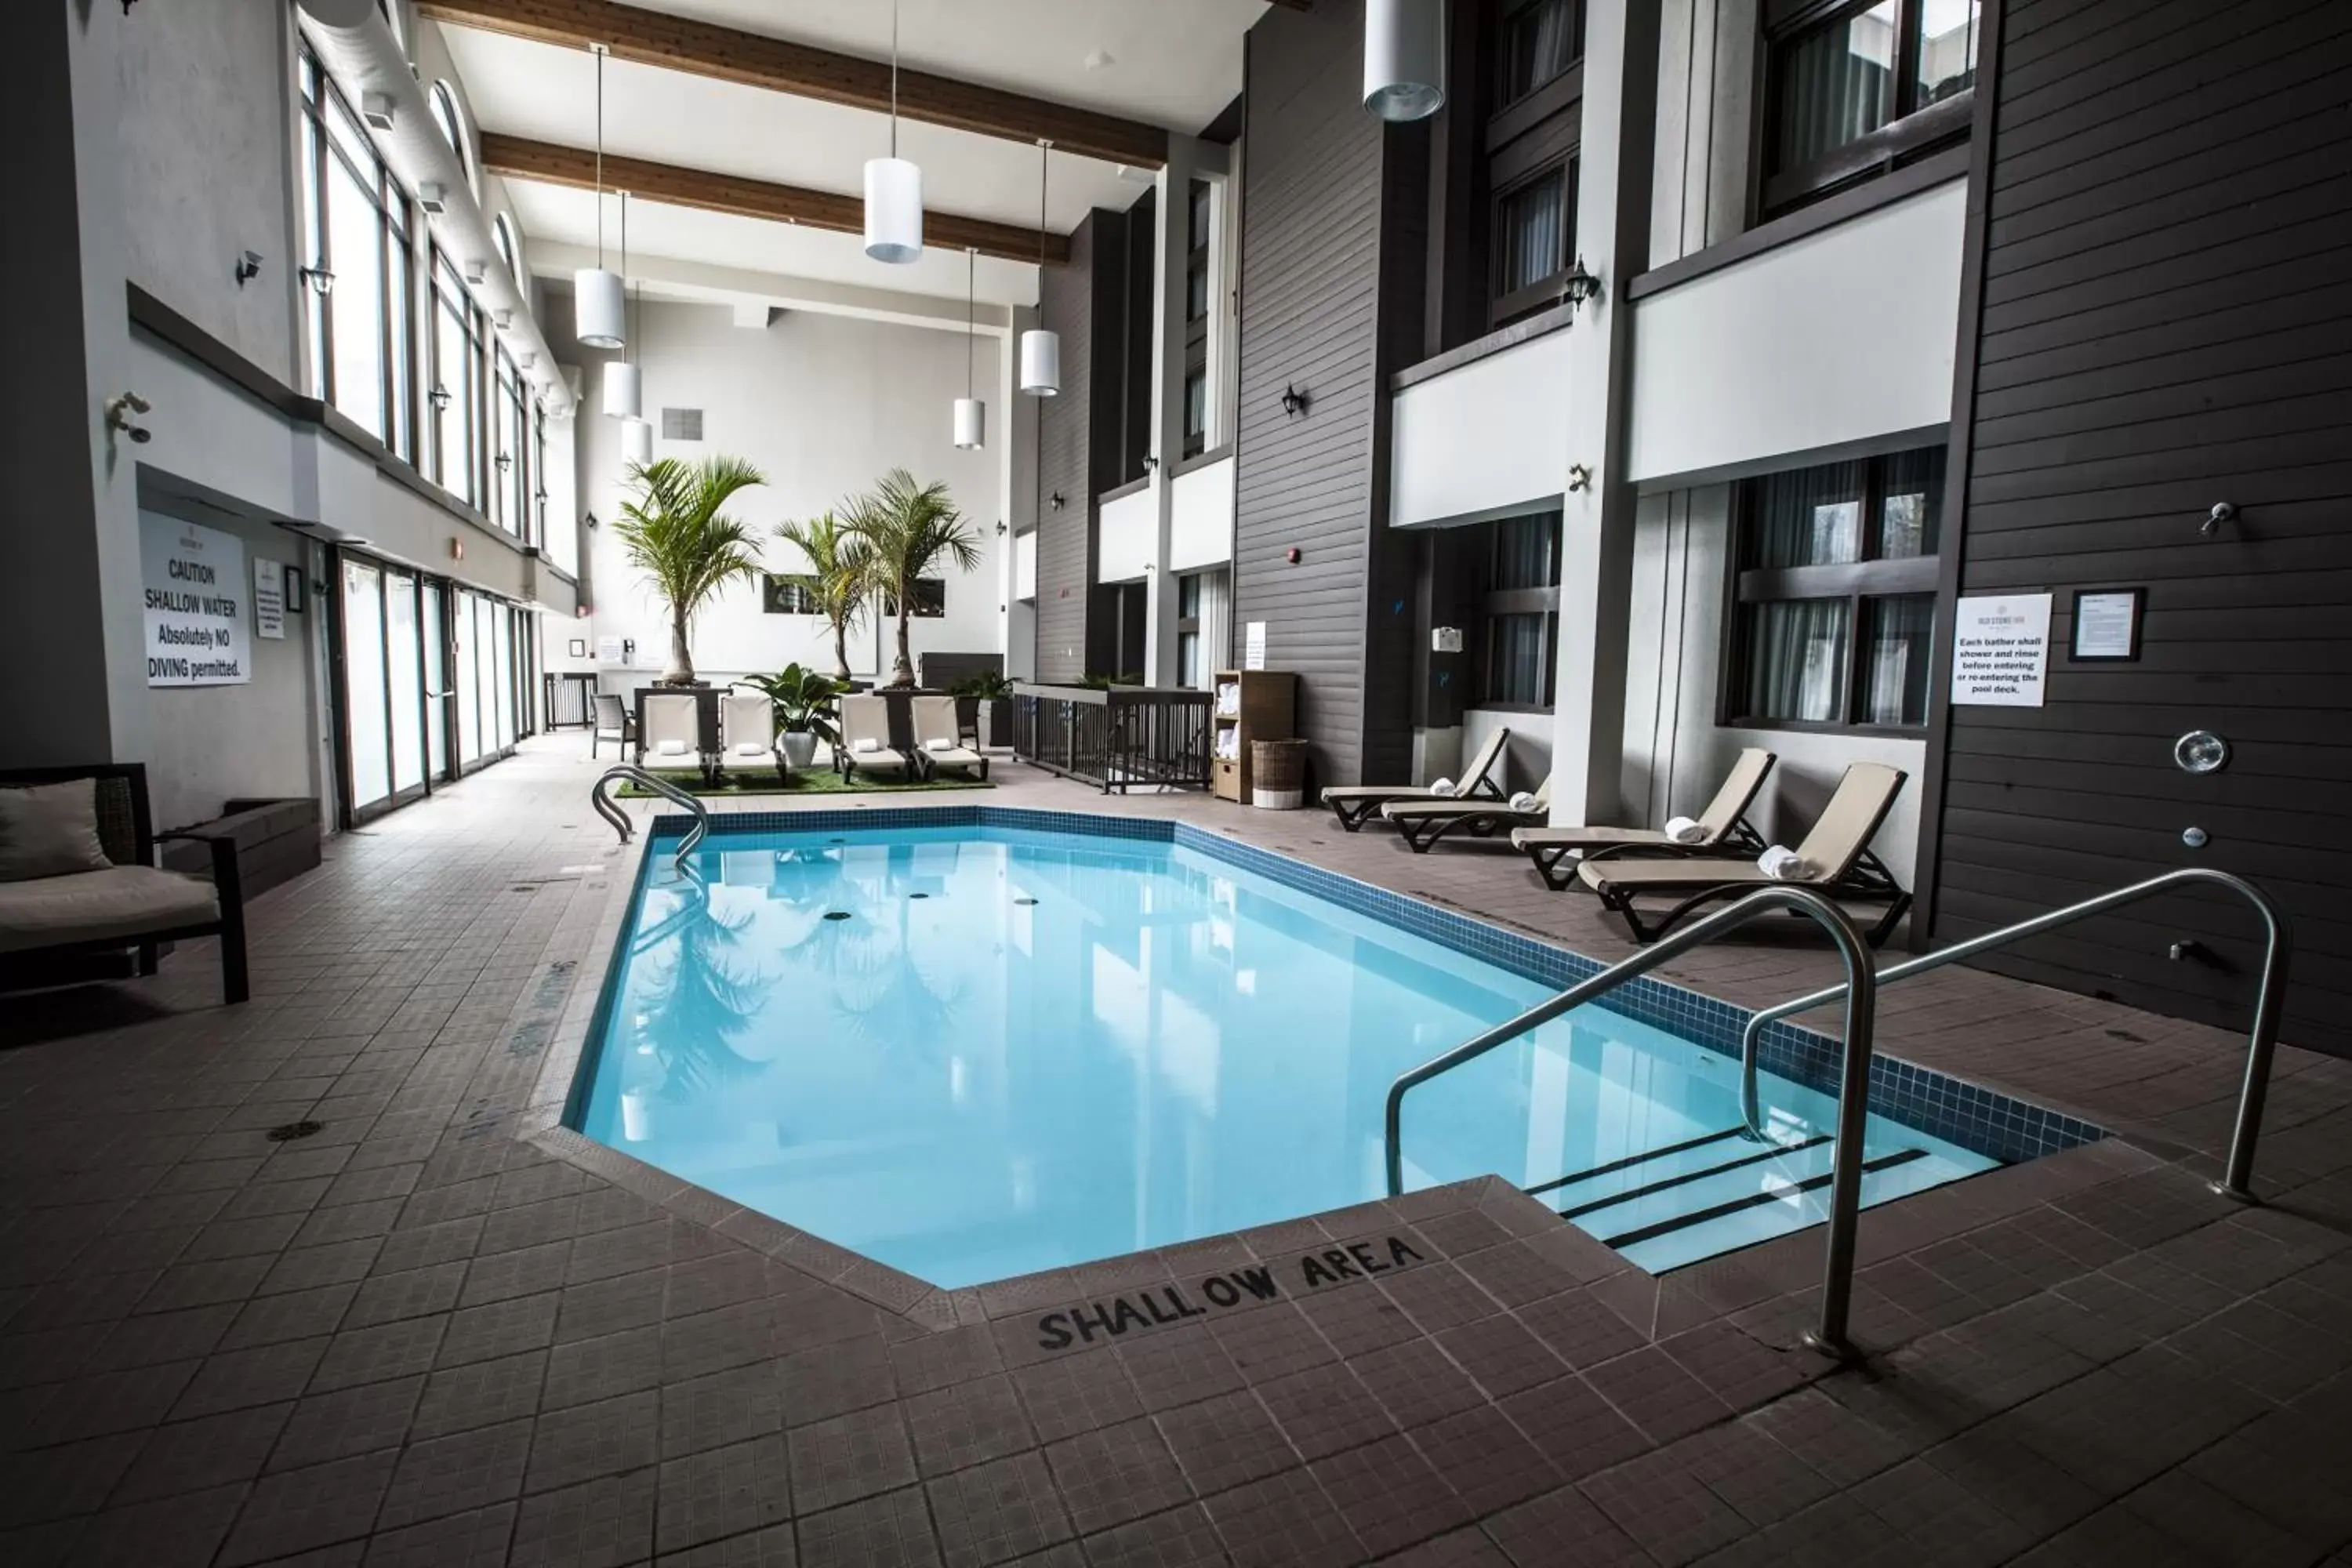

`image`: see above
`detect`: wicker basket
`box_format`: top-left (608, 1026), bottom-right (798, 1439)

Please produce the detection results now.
top-left (1250, 739), bottom-right (1308, 809)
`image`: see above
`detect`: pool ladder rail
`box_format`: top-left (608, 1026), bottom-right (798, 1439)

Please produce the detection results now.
top-left (590, 765), bottom-right (710, 873)
top-left (1385, 870), bottom-right (2293, 1363)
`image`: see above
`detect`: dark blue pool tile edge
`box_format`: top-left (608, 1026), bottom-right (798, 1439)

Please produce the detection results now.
top-left (640, 807), bottom-right (2105, 1167)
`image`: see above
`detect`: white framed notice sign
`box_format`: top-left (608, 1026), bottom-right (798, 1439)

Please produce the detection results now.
top-left (1950, 593), bottom-right (2051, 707)
top-left (141, 513), bottom-right (252, 686)
top-left (1243, 621), bottom-right (1267, 671)
top-left (252, 557), bottom-right (287, 641)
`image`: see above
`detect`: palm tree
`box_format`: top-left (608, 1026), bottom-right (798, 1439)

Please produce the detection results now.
top-left (612, 456), bottom-right (768, 685)
top-left (844, 469), bottom-right (980, 688)
top-left (771, 510), bottom-right (872, 683)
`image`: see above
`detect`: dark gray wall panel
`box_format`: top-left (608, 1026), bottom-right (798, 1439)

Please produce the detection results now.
top-left (1033, 213), bottom-right (1098, 684)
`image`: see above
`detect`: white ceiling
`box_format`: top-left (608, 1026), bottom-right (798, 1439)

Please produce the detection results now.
top-left (437, 0), bottom-right (1261, 310)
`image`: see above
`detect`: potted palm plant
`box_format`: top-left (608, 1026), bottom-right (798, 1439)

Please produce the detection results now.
top-left (612, 456), bottom-right (768, 686)
top-left (844, 469), bottom-right (981, 688)
top-left (771, 510), bottom-right (872, 684)
top-left (738, 663), bottom-right (841, 771)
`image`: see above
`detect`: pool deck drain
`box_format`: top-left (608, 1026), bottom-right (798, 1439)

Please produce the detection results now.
top-left (0, 736), bottom-right (2347, 1567)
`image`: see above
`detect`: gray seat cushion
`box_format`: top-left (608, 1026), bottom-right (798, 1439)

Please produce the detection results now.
top-left (0, 865), bottom-right (220, 953)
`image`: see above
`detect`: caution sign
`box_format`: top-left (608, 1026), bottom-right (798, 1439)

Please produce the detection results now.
top-left (142, 514), bottom-right (251, 686)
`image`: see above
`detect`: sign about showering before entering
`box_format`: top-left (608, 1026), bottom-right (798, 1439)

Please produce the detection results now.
top-left (1031, 1232), bottom-right (1428, 1351)
top-left (141, 514), bottom-right (251, 686)
top-left (1950, 593), bottom-right (2051, 707)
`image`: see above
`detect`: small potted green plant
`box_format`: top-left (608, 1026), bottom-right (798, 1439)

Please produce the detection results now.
top-left (739, 663), bottom-right (842, 771)
top-left (953, 671), bottom-right (1016, 750)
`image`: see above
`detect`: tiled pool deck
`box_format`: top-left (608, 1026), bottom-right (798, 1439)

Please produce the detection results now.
top-left (4, 735), bottom-right (2350, 1567)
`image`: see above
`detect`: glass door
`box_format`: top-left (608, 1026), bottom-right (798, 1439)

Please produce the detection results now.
top-left (341, 558), bottom-right (391, 815)
top-left (423, 584), bottom-right (450, 782)
top-left (454, 590), bottom-right (484, 768)
top-left (386, 571), bottom-right (426, 800)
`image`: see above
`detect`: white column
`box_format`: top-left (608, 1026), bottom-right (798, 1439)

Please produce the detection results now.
top-left (1000, 303), bottom-right (1038, 679)
top-left (1548, 0), bottom-right (1661, 826)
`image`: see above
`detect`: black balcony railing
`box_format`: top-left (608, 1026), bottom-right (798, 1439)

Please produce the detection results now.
top-left (1012, 684), bottom-right (1212, 793)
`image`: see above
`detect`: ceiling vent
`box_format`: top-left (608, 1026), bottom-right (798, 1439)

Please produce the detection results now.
top-left (661, 408), bottom-right (704, 441)
top-left (417, 181), bottom-right (448, 215)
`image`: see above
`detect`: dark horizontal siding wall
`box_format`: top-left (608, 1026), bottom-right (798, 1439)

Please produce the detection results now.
top-left (1933, 0), bottom-right (2352, 1054)
top-left (1232, 0), bottom-right (1419, 786)
top-left (1033, 213), bottom-right (1100, 684)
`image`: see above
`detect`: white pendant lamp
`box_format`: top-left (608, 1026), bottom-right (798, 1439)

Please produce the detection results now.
top-left (1364, 0), bottom-right (1448, 122)
top-left (953, 248), bottom-right (984, 448)
top-left (863, 0), bottom-right (924, 263)
top-left (622, 415), bottom-right (652, 465)
top-left (1018, 140), bottom-right (1060, 397)
top-left (574, 43), bottom-right (626, 347)
top-left (602, 191), bottom-right (641, 417)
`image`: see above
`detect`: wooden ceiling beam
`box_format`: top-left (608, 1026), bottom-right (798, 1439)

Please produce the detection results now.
top-left (418, 0), bottom-right (1169, 169)
top-left (480, 133), bottom-right (1070, 265)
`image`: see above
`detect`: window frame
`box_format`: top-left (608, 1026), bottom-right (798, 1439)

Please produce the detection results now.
top-left (761, 575), bottom-right (823, 616)
top-left (297, 54), bottom-right (414, 454)
top-left (1472, 510), bottom-right (1563, 713)
top-left (1721, 449), bottom-right (1943, 736)
top-left (1757, 0), bottom-right (1976, 218)
top-left (1487, 155), bottom-right (1581, 327)
top-left (429, 81), bottom-right (477, 195)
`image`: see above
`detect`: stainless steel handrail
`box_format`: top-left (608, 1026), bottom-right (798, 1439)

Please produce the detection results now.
top-left (592, 765), bottom-right (710, 872)
top-left (1737, 867), bottom-right (2289, 1201)
top-left (1383, 887), bottom-right (1879, 1359)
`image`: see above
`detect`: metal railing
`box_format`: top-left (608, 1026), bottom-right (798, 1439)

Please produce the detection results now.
top-left (1011, 684), bottom-right (1212, 793)
top-left (590, 765), bottom-right (710, 873)
top-left (1384, 887), bottom-right (1881, 1360)
top-left (1738, 867), bottom-right (2290, 1201)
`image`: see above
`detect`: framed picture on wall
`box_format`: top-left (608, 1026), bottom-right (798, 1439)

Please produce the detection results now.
top-left (568, 638), bottom-right (589, 659)
top-left (2070, 588), bottom-right (2143, 662)
top-left (282, 563), bottom-right (305, 615)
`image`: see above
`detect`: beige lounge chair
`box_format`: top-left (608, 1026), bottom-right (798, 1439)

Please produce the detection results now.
top-left (837, 694), bottom-right (914, 784)
top-left (640, 692), bottom-right (701, 768)
top-left (720, 692), bottom-right (777, 773)
top-left (910, 695), bottom-right (989, 781)
top-left (1577, 762), bottom-right (1911, 946)
top-left (1379, 775), bottom-right (1554, 853)
top-left (1510, 748), bottom-right (1776, 890)
top-left (1322, 728), bottom-right (1512, 831)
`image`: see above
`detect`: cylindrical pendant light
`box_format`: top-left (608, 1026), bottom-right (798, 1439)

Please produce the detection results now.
top-left (622, 415), bottom-right (652, 465)
top-left (863, 1), bottom-right (924, 263)
top-left (1018, 140), bottom-right (1060, 397)
top-left (1364, 0), bottom-right (1447, 122)
top-left (953, 248), bottom-right (985, 448)
top-left (575, 42), bottom-right (626, 347)
top-left (602, 192), bottom-right (641, 416)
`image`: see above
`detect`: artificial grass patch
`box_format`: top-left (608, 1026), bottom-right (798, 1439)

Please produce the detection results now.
top-left (616, 765), bottom-right (992, 798)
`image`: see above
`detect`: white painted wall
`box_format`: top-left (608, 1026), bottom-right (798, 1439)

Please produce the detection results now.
top-left (1390, 328), bottom-right (1573, 528)
top-left (567, 296), bottom-right (1007, 686)
top-left (1097, 486), bottom-right (1156, 586)
top-left (1618, 487), bottom-right (1923, 884)
top-left (1626, 177), bottom-right (1966, 485)
top-left (1169, 456), bottom-right (1236, 573)
top-left (1014, 531), bottom-right (1038, 601)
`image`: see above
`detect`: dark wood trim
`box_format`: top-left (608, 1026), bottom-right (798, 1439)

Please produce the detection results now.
top-left (479, 135), bottom-right (1068, 267)
top-left (416, 0), bottom-right (1168, 169)
top-left (1392, 301), bottom-right (1575, 391)
top-left (1167, 442), bottom-right (1233, 480)
top-left (1760, 89), bottom-right (1973, 216)
top-left (1911, 0), bottom-right (2004, 952)
top-left (1098, 474), bottom-right (1151, 506)
top-left (1486, 64), bottom-right (1583, 154)
top-left (1626, 144), bottom-right (1969, 300)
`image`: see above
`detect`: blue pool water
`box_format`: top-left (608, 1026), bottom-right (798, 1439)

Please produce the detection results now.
top-left (572, 824), bottom-right (1996, 1287)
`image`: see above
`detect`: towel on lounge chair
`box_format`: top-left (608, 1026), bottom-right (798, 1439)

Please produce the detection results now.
top-left (1509, 791), bottom-right (1540, 813)
top-left (1664, 816), bottom-right (1705, 844)
top-left (1758, 845), bottom-right (1808, 880)
top-left (1430, 777), bottom-right (1457, 797)
top-left (1320, 728), bottom-right (1511, 830)
top-left (1508, 749), bottom-right (1777, 891)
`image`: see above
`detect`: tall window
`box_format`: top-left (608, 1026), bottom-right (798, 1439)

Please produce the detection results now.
top-left (297, 54), bottom-right (413, 452)
top-left (493, 346), bottom-right (527, 539)
top-left (1176, 572), bottom-right (1203, 688)
top-left (1492, 159), bottom-right (1577, 324)
top-left (1728, 448), bottom-right (1942, 731)
top-left (1475, 512), bottom-right (1562, 709)
top-left (1498, 0), bottom-right (1584, 105)
top-left (1762, 0), bottom-right (1979, 215)
top-left (429, 82), bottom-right (477, 194)
top-left (1482, 0), bottom-right (1583, 332)
top-left (1183, 178), bottom-right (1214, 459)
top-left (492, 213), bottom-right (521, 286)
top-left (429, 249), bottom-right (483, 507)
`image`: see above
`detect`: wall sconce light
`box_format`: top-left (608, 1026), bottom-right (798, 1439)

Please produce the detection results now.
top-left (1142, 453), bottom-right (1160, 472)
top-left (995, 521), bottom-right (1007, 535)
top-left (1050, 491), bottom-right (1066, 510)
top-left (299, 265), bottom-right (336, 297)
top-left (2201, 501), bottom-right (2238, 535)
top-left (234, 251), bottom-right (263, 288)
top-left (585, 510), bottom-right (600, 529)
top-left (495, 452), bottom-right (514, 474)
top-left (428, 383), bottom-right (452, 412)
top-left (1280, 383), bottom-right (1310, 419)
top-left (1560, 256), bottom-right (1603, 311)
top-left (105, 391), bottom-right (153, 445)
top-left (1567, 463), bottom-right (1593, 492)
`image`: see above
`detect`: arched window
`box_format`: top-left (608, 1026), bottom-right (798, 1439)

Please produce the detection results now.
top-left (378, 0), bottom-right (405, 51)
top-left (428, 81), bottom-right (476, 194)
top-left (492, 213), bottom-right (521, 284)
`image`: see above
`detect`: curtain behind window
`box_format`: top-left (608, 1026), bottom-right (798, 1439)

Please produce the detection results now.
top-left (1746, 460), bottom-right (1867, 569)
top-left (1772, 2), bottom-right (1896, 173)
top-left (1498, 176), bottom-right (1566, 295)
top-left (1501, 0), bottom-right (1581, 101)
top-left (1742, 600), bottom-right (1851, 723)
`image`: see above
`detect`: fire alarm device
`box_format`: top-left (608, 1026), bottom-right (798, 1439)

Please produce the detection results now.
top-left (1432, 627), bottom-right (1464, 653)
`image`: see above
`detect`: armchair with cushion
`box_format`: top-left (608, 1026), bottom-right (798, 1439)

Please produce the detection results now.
top-left (0, 764), bottom-right (248, 1004)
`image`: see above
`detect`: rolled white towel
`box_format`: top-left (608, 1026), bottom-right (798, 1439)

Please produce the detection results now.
top-left (1509, 791), bottom-right (1541, 813)
top-left (1429, 777), bottom-right (1457, 798)
top-left (924, 738), bottom-right (955, 753)
top-left (1758, 844), bottom-right (1809, 880)
top-left (851, 737), bottom-right (882, 755)
top-left (735, 742), bottom-right (768, 757)
top-left (655, 739), bottom-right (691, 757)
top-left (1664, 815), bottom-right (1706, 844)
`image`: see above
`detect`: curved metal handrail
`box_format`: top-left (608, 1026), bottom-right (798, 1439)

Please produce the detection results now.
top-left (1384, 887), bottom-right (1879, 1359)
top-left (592, 765), bottom-right (710, 873)
top-left (1738, 867), bottom-right (2289, 1202)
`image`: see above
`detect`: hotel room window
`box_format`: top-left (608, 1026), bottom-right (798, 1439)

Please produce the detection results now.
top-left (1761, 0), bottom-right (1979, 216)
top-left (1497, 0), bottom-right (1584, 104)
top-left (1176, 572), bottom-right (1203, 688)
top-left (1183, 177), bottom-right (1213, 458)
top-left (1727, 448), bottom-right (1943, 731)
top-left (1475, 510), bottom-right (1562, 710)
top-left (1490, 159), bottom-right (1579, 326)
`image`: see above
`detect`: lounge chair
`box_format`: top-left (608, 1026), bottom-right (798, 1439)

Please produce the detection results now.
top-left (1510, 748), bottom-right (1776, 890)
top-left (910, 695), bottom-right (989, 781)
top-left (720, 691), bottom-right (778, 775)
top-left (640, 693), bottom-right (702, 769)
top-left (1577, 761), bottom-right (1911, 946)
top-left (1321, 727), bottom-right (1512, 831)
top-left (1379, 776), bottom-right (1554, 853)
top-left (837, 695), bottom-right (915, 784)
top-left (591, 692), bottom-right (634, 759)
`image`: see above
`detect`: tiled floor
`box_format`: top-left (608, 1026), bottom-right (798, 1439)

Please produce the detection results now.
top-left (5, 734), bottom-right (2350, 1567)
